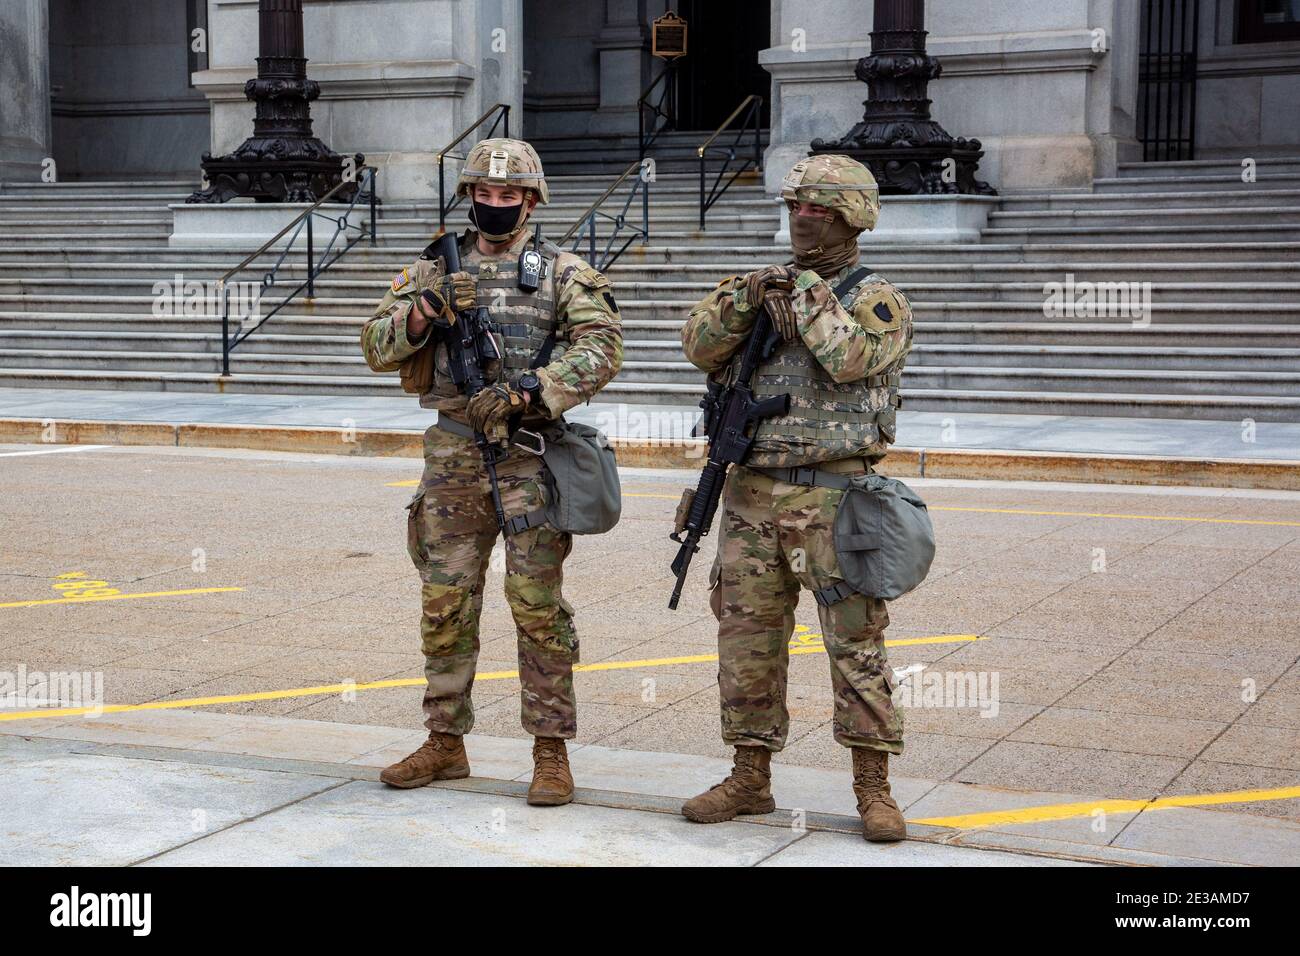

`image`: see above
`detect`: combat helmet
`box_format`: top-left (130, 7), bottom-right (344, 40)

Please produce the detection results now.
top-left (780, 155), bottom-right (879, 232)
top-left (456, 138), bottom-right (550, 205)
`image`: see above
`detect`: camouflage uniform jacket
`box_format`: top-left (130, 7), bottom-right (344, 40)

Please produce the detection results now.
top-left (681, 261), bottom-right (913, 467)
top-left (360, 227), bottom-right (622, 427)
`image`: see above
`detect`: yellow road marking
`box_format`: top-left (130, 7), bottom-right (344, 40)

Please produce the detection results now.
top-left (911, 786), bottom-right (1300, 829)
top-left (0, 587), bottom-right (244, 609)
top-left (624, 492), bottom-right (1300, 526)
top-left (932, 506), bottom-right (1300, 527)
top-left (387, 479), bottom-right (419, 487)
top-left (0, 633), bottom-right (982, 722)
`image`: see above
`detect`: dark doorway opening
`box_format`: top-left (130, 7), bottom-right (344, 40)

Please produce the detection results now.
top-left (672, 1), bottom-right (771, 131)
top-left (1137, 0), bottom-right (1200, 161)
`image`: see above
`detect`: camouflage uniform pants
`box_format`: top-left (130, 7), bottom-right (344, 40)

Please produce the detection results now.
top-left (710, 464), bottom-right (903, 754)
top-left (405, 425), bottom-right (578, 738)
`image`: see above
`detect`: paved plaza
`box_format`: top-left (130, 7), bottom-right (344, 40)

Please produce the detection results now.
top-left (2, 440), bottom-right (1296, 865)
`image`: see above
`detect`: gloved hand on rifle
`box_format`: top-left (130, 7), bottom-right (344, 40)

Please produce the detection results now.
top-left (744, 265), bottom-right (800, 341)
top-left (466, 381), bottom-right (527, 436)
top-left (417, 271), bottom-right (477, 326)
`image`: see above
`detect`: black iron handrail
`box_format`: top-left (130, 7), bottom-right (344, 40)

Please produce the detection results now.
top-left (637, 65), bottom-right (678, 161)
top-left (697, 95), bottom-right (763, 230)
top-left (437, 103), bottom-right (511, 231)
top-left (558, 160), bottom-right (650, 272)
top-left (216, 165), bottom-right (378, 376)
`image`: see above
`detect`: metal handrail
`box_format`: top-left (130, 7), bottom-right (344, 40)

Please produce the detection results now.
top-left (637, 65), bottom-right (678, 160)
top-left (559, 160), bottom-right (650, 271)
top-left (697, 95), bottom-right (763, 231)
top-left (437, 103), bottom-right (511, 231)
top-left (216, 165), bottom-right (378, 376)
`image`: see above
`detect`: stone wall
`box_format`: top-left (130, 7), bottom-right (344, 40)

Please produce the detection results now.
top-left (47, 0), bottom-right (209, 179)
top-left (761, 0), bottom-right (1142, 193)
top-left (1194, 0), bottom-right (1300, 159)
top-left (0, 0), bottom-right (52, 182)
top-left (193, 0), bottom-right (522, 201)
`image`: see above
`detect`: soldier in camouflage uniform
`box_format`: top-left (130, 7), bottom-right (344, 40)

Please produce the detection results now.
top-left (359, 139), bottom-right (622, 806)
top-left (678, 155), bottom-right (914, 841)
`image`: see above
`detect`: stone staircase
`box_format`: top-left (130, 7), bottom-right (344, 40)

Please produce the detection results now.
top-left (1, 156), bottom-right (1298, 422)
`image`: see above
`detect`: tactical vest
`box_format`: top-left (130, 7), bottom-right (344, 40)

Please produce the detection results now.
top-left (461, 238), bottom-right (568, 381)
top-left (740, 266), bottom-right (905, 468)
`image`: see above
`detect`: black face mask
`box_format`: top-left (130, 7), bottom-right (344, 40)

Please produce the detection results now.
top-left (470, 200), bottom-right (526, 242)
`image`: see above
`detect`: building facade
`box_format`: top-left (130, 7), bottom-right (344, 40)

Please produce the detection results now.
top-left (1, 0), bottom-right (1297, 196)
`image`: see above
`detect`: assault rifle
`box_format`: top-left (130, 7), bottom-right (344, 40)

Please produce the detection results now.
top-left (668, 308), bottom-right (790, 609)
top-left (422, 231), bottom-right (511, 534)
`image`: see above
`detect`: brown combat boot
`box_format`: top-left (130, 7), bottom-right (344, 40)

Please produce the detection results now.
top-left (379, 731), bottom-right (470, 789)
top-left (681, 746), bottom-right (776, 823)
top-left (851, 747), bottom-right (907, 842)
top-left (527, 737), bottom-right (574, 806)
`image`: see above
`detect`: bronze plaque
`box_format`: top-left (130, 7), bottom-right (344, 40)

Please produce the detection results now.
top-left (652, 11), bottom-right (687, 60)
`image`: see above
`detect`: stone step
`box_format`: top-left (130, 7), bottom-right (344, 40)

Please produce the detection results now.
top-left (6, 276), bottom-right (1299, 307)
top-left (0, 219), bottom-right (171, 236)
top-left (11, 321), bottom-right (1298, 358)
top-left (10, 321), bottom-right (1295, 357)
top-left (23, 344), bottom-right (1290, 381)
top-left (989, 206), bottom-right (1300, 229)
top-left (1092, 173), bottom-right (1300, 193)
top-left (0, 198), bottom-right (192, 212)
top-left (5, 239), bottom-right (1298, 265)
top-left (621, 338), bottom-right (1300, 371)
top-left (7, 296), bottom-right (1295, 327)
top-left (1115, 157), bottom-right (1300, 177)
top-left (999, 187), bottom-right (1300, 211)
top-left (896, 343), bottom-right (1300, 372)
top-left (982, 223), bottom-right (1300, 243)
top-left (5, 258), bottom-right (1300, 286)
top-left (0, 179), bottom-right (196, 197)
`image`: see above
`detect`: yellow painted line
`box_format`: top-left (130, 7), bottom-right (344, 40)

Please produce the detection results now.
top-left (0, 587), bottom-right (244, 609)
top-left (387, 479), bottom-right (420, 488)
top-left (0, 633), bottom-right (982, 721)
top-left (911, 785), bottom-right (1300, 829)
top-left (624, 492), bottom-right (1299, 527)
top-left (932, 506), bottom-right (1300, 527)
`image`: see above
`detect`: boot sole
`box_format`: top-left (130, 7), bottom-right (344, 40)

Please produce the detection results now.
top-left (526, 791), bottom-right (574, 806)
top-left (865, 826), bottom-right (908, 842)
top-left (379, 765), bottom-right (471, 789)
top-left (682, 797), bottom-right (777, 824)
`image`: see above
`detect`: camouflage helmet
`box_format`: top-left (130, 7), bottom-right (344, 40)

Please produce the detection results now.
top-left (780, 154), bottom-right (879, 231)
top-left (456, 137), bottom-right (550, 205)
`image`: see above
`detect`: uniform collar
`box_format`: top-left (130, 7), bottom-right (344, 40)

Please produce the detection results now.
top-left (466, 226), bottom-right (534, 261)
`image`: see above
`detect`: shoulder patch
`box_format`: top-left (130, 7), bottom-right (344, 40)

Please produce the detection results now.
top-left (602, 290), bottom-right (619, 313)
top-left (854, 285), bottom-right (906, 333)
top-left (391, 268), bottom-right (413, 294)
top-left (571, 265), bottom-right (610, 291)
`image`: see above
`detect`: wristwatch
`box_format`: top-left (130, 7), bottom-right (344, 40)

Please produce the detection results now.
top-left (517, 372), bottom-right (543, 406)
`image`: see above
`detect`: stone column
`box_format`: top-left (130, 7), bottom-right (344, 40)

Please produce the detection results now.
top-left (0, 0), bottom-right (52, 182)
top-left (593, 0), bottom-right (650, 134)
top-left (194, 0), bottom-right (525, 202)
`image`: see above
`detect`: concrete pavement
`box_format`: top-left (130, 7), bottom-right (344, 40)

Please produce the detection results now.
top-left (7, 711), bottom-right (1295, 866)
top-left (2, 440), bottom-right (1298, 865)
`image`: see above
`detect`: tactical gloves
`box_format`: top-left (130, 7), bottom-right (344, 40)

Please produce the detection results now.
top-left (764, 288), bottom-right (800, 341)
top-left (419, 271), bottom-right (477, 325)
top-left (741, 265), bottom-right (800, 340)
top-left (744, 264), bottom-right (797, 310)
top-left (466, 382), bottom-right (526, 435)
